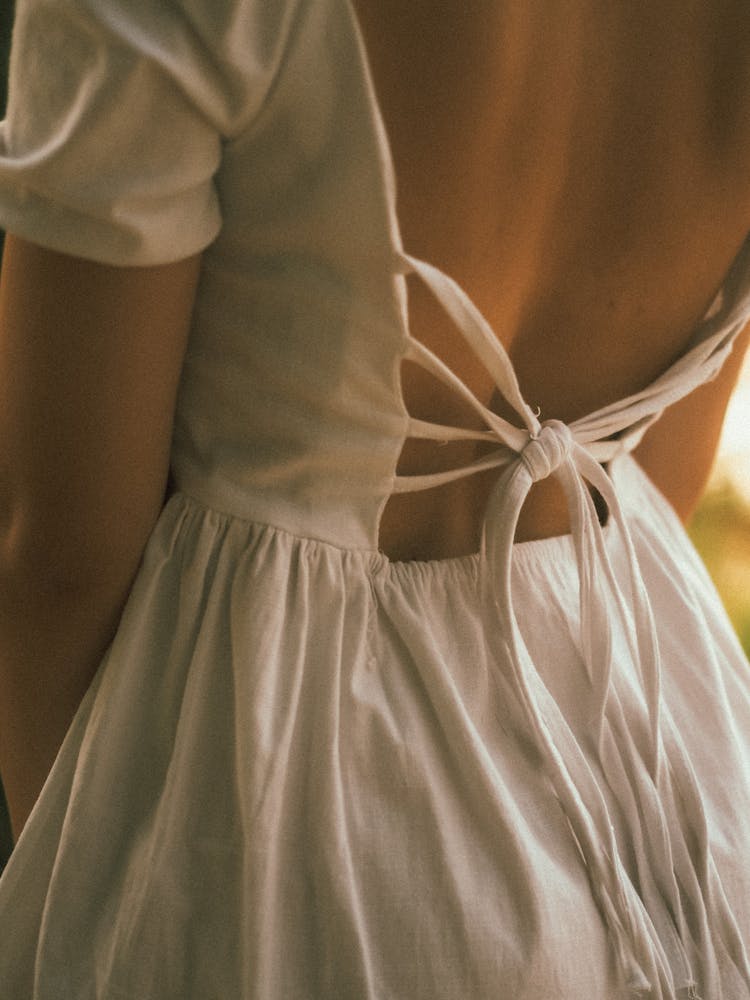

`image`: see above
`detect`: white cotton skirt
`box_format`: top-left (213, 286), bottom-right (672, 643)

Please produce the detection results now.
top-left (2, 455), bottom-right (750, 999)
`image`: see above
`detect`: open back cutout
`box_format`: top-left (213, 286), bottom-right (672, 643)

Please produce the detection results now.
top-left (376, 267), bottom-right (606, 563)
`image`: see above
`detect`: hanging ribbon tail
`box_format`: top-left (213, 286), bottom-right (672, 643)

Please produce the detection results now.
top-left (573, 446), bottom-right (664, 785)
top-left (554, 455), bottom-right (615, 747)
top-left (480, 459), bottom-right (675, 997)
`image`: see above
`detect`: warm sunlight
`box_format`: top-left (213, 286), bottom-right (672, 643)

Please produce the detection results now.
top-left (690, 351), bottom-right (750, 656)
top-left (713, 352), bottom-right (750, 500)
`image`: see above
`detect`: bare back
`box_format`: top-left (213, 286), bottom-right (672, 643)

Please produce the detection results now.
top-left (353, 1), bottom-right (750, 558)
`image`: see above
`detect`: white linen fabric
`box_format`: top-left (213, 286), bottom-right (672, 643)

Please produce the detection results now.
top-left (1, 1), bottom-right (750, 997)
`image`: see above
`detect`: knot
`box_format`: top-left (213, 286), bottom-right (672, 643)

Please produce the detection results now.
top-left (519, 419), bottom-right (574, 483)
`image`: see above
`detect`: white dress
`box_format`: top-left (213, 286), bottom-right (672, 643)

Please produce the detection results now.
top-left (1, 1), bottom-right (750, 997)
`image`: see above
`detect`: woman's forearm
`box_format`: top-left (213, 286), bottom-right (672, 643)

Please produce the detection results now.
top-left (0, 539), bottom-right (144, 844)
top-left (0, 237), bottom-right (201, 843)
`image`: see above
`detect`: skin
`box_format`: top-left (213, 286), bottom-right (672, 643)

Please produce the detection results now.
top-left (3, 1), bottom-right (750, 834)
top-left (0, 238), bottom-right (201, 840)
top-left (352, 0), bottom-right (750, 557)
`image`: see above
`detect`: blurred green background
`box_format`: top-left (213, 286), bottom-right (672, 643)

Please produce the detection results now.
top-left (0, 0), bottom-right (747, 883)
top-left (689, 480), bottom-right (750, 658)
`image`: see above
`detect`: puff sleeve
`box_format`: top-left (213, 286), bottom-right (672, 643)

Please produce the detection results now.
top-left (0, 0), bottom-right (294, 264)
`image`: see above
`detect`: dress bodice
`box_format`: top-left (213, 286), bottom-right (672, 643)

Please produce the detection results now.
top-left (170, 0), bottom-right (408, 549)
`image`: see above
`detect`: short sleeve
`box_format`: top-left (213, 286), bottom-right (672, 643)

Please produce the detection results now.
top-left (0, 0), bottom-right (296, 265)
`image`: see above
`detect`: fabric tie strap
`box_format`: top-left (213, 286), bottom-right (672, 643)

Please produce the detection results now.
top-left (389, 249), bottom-right (750, 999)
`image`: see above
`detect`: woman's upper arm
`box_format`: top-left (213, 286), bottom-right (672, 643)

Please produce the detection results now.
top-left (634, 321), bottom-right (750, 524)
top-left (0, 233), bottom-right (201, 588)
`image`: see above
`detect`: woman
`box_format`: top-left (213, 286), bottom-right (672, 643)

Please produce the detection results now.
top-left (0, 0), bottom-right (749, 996)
